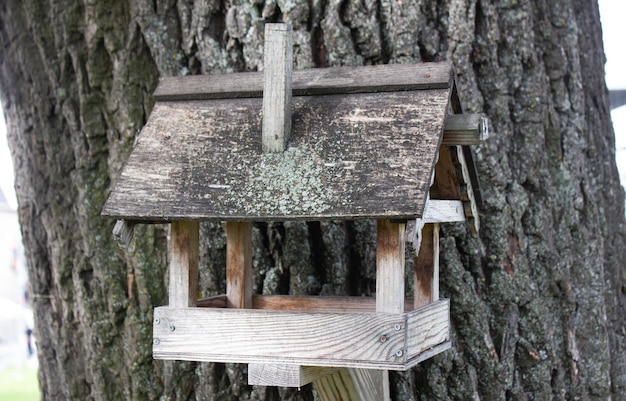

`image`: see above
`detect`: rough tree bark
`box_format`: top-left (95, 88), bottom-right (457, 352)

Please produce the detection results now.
top-left (0, 0), bottom-right (624, 400)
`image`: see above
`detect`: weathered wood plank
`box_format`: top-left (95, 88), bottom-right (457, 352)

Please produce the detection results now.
top-left (197, 295), bottom-right (227, 308)
top-left (152, 301), bottom-right (450, 370)
top-left (250, 294), bottom-right (414, 312)
top-left (441, 114), bottom-right (489, 146)
top-left (153, 62), bottom-right (454, 101)
top-left (225, 222), bottom-right (252, 309)
top-left (349, 369), bottom-right (390, 401)
top-left (313, 369), bottom-right (361, 400)
top-left (103, 89), bottom-right (448, 221)
top-left (413, 224), bottom-right (439, 309)
top-left (376, 220), bottom-right (406, 314)
top-left (262, 24), bottom-right (292, 153)
top-left (112, 219), bottom-right (135, 248)
top-left (152, 307), bottom-right (408, 369)
top-left (406, 299), bottom-right (449, 359)
top-left (168, 221), bottom-right (199, 308)
top-left (423, 199), bottom-right (465, 223)
top-left (453, 145), bottom-right (480, 236)
top-left (247, 364), bottom-right (337, 387)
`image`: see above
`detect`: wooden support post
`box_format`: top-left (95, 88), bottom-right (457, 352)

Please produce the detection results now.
top-left (313, 220), bottom-right (405, 401)
top-left (169, 221), bottom-right (199, 308)
top-left (226, 222), bottom-right (253, 309)
top-left (414, 223), bottom-right (440, 309)
top-left (376, 219), bottom-right (406, 314)
top-left (262, 23), bottom-right (292, 152)
top-left (368, 219), bottom-right (406, 400)
top-left (314, 369), bottom-right (360, 400)
top-left (248, 364), bottom-right (337, 387)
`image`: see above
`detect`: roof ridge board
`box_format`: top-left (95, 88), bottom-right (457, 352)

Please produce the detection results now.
top-left (154, 62), bottom-right (454, 101)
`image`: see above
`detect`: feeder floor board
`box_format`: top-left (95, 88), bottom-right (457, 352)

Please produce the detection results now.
top-left (103, 89), bottom-right (450, 221)
top-left (152, 299), bottom-right (450, 371)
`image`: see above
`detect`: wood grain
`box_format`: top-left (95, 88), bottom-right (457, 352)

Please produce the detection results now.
top-left (453, 145), bottom-right (480, 236)
top-left (153, 62), bottom-right (454, 101)
top-left (102, 89), bottom-right (449, 221)
top-left (262, 24), bottom-right (292, 153)
top-left (413, 223), bottom-right (439, 309)
top-left (406, 299), bottom-right (449, 359)
top-left (250, 294), bottom-right (414, 312)
top-left (313, 369), bottom-right (361, 401)
top-left (349, 369), bottom-right (390, 401)
top-left (376, 220), bottom-right (405, 314)
top-left (152, 301), bottom-right (449, 370)
top-left (112, 219), bottom-right (135, 248)
top-left (247, 364), bottom-right (337, 387)
top-left (225, 222), bottom-right (252, 309)
top-left (430, 146), bottom-right (461, 200)
top-left (152, 307), bottom-right (407, 369)
top-left (168, 221), bottom-right (199, 307)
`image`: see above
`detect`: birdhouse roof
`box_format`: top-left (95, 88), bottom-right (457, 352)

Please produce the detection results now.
top-left (102, 62), bottom-right (466, 221)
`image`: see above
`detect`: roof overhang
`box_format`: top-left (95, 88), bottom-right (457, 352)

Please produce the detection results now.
top-left (102, 62), bottom-right (457, 221)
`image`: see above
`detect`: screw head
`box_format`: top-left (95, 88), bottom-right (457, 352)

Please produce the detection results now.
top-left (394, 324), bottom-right (401, 331)
top-left (153, 339), bottom-right (160, 345)
top-left (395, 350), bottom-right (404, 357)
top-left (168, 325), bottom-right (175, 332)
top-left (379, 335), bottom-right (388, 343)
top-left (154, 318), bottom-right (160, 325)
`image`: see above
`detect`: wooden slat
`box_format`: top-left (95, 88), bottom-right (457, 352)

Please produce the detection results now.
top-left (423, 199), bottom-right (465, 223)
top-left (225, 222), bottom-right (252, 309)
top-left (376, 220), bottom-right (406, 314)
top-left (152, 307), bottom-right (407, 369)
top-left (313, 369), bottom-right (361, 400)
top-left (152, 301), bottom-right (450, 370)
top-left (251, 295), bottom-right (414, 312)
top-left (197, 295), bottom-right (227, 308)
top-left (168, 221), bottom-right (199, 307)
top-left (349, 369), bottom-right (390, 401)
top-left (102, 89), bottom-right (448, 221)
top-left (247, 364), bottom-right (337, 387)
top-left (406, 300), bottom-right (449, 359)
top-left (153, 62), bottom-right (454, 101)
top-left (262, 24), bottom-right (292, 153)
top-left (413, 224), bottom-right (439, 309)
top-left (453, 145), bottom-right (480, 236)
top-left (371, 219), bottom-right (406, 401)
top-left (112, 219), bottom-right (136, 248)
top-left (196, 294), bottom-right (416, 312)
top-left (441, 114), bottom-right (489, 146)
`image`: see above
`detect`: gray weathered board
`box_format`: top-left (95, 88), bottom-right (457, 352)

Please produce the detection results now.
top-left (153, 62), bottom-right (454, 101)
top-left (103, 89), bottom-right (451, 221)
top-left (152, 299), bottom-right (450, 370)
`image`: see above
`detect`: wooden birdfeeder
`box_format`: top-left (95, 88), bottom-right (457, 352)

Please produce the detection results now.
top-left (102, 23), bottom-right (487, 400)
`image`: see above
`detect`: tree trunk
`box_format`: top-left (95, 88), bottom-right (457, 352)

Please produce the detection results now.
top-left (0, 0), bottom-right (624, 400)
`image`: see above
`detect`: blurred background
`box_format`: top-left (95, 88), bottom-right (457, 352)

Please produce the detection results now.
top-left (0, 1), bottom-right (624, 399)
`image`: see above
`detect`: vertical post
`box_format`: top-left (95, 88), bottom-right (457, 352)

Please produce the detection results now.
top-left (376, 219), bottom-right (406, 314)
top-left (313, 223), bottom-right (406, 401)
top-left (226, 222), bottom-right (253, 309)
top-left (262, 23), bottom-right (292, 152)
top-left (413, 223), bottom-right (440, 308)
top-left (169, 221), bottom-right (199, 308)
